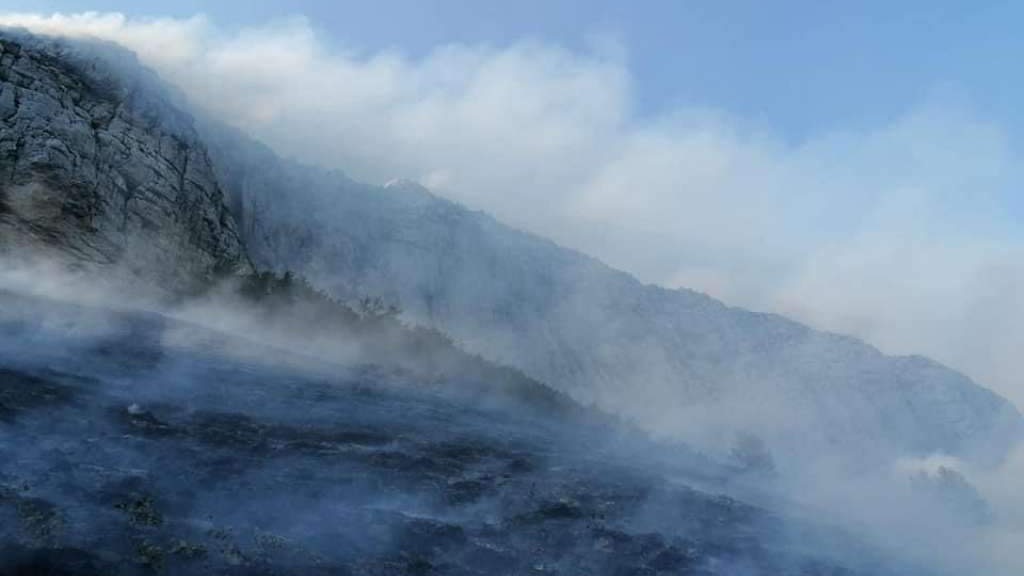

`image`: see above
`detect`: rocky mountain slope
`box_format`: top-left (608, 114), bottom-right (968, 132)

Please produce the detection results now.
top-left (0, 26), bottom-right (1013, 575)
top-left (0, 288), bottom-right (922, 576)
top-left (203, 125), bottom-right (1022, 467)
top-left (0, 31), bottom-right (248, 292)
top-left (1, 26), bottom-right (1019, 469)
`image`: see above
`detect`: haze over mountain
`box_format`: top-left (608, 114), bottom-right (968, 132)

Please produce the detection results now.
top-left (2, 10), bottom-right (1021, 412)
top-left (2, 18), bottom-right (1024, 576)
top-left (203, 122), bottom-right (1020, 470)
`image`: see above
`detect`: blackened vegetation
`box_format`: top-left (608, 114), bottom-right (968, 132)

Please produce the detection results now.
top-left (0, 368), bottom-right (78, 422)
top-left (213, 269), bottom-right (577, 418)
top-left (0, 290), bottom-right (905, 575)
top-left (89, 317), bottom-right (167, 372)
top-left (114, 495), bottom-right (164, 528)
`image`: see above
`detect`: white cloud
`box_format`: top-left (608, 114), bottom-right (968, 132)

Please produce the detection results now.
top-left (8, 13), bottom-right (1024, 574)
top-left (2, 11), bottom-right (1022, 411)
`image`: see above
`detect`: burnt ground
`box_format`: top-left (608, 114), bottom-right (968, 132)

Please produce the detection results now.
top-left (0, 291), bottom-right (919, 575)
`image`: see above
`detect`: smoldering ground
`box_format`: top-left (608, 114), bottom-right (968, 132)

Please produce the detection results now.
top-left (2, 11), bottom-right (1023, 414)
top-left (1, 15), bottom-right (1023, 575)
top-left (0, 261), bottom-right (929, 575)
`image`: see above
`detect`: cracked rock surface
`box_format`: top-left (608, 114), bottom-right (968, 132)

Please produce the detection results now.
top-left (0, 31), bottom-right (249, 291)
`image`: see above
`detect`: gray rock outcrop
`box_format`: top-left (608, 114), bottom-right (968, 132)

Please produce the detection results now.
top-left (0, 31), bottom-right (249, 292)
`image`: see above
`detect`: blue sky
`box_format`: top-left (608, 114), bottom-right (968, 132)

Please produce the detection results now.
top-left (7, 0), bottom-right (1024, 144)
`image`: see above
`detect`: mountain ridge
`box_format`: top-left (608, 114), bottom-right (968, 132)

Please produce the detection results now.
top-left (0, 25), bottom-right (1017, 576)
top-left (200, 116), bottom-right (1021, 467)
top-left (1, 27), bottom-right (1019, 470)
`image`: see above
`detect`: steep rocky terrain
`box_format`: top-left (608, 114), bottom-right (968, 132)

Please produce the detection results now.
top-left (0, 31), bottom-right (248, 292)
top-left (0, 289), bottom-right (920, 576)
top-left (1, 26), bottom-right (1017, 472)
top-left (0, 28), bottom-right (1015, 574)
top-left (203, 126), bottom-right (1022, 467)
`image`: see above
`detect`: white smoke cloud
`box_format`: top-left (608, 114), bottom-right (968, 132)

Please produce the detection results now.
top-left (1, 11), bottom-right (1022, 412)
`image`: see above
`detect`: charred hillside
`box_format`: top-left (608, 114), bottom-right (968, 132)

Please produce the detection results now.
top-left (0, 27), bottom-right (1015, 576)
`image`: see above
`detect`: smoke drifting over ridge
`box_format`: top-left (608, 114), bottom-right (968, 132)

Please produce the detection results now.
top-left (0, 258), bottom-right (1022, 575)
top-left (2, 11), bottom-right (1021, 407)
top-left (3, 21), bottom-right (1024, 574)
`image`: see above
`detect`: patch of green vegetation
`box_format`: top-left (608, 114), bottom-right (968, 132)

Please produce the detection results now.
top-left (0, 368), bottom-right (77, 421)
top-left (206, 527), bottom-right (233, 542)
top-left (170, 539), bottom-right (208, 560)
top-left (135, 540), bottom-right (165, 571)
top-left (115, 494), bottom-right (164, 527)
top-left (16, 497), bottom-right (63, 545)
top-left (405, 556), bottom-right (435, 575)
top-left (222, 544), bottom-right (248, 567)
top-left (201, 269), bottom-right (579, 417)
top-left (205, 527), bottom-right (250, 567)
top-left (253, 528), bottom-right (289, 552)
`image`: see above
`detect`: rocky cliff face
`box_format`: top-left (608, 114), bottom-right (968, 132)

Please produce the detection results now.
top-left (203, 127), bottom-right (1022, 467)
top-left (0, 28), bottom-right (1018, 470)
top-left (0, 31), bottom-right (249, 292)
top-left (0, 288), bottom-right (921, 576)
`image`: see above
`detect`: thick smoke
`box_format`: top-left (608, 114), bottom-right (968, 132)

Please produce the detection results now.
top-left (1, 11), bottom-right (1022, 411)
top-left (0, 260), bottom-right (1022, 574)
top-left (0, 259), bottom-right (900, 575)
top-left (3, 12), bottom-right (1024, 575)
